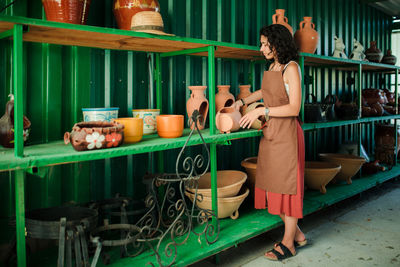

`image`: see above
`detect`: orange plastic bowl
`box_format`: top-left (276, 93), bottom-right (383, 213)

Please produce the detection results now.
top-left (156, 115), bottom-right (184, 138)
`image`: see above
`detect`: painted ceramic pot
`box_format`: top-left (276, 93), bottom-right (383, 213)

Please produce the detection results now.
top-left (113, 0), bottom-right (160, 30)
top-left (0, 94), bottom-right (31, 148)
top-left (272, 9), bottom-right (293, 35)
top-left (365, 41), bottom-right (383, 63)
top-left (82, 107), bottom-right (119, 122)
top-left (304, 161), bottom-right (341, 194)
top-left (132, 109), bottom-right (160, 134)
top-left (64, 121), bottom-right (124, 151)
top-left (156, 115), bottom-right (184, 138)
top-left (215, 107), bottom-right (241, 133)
top-left (236, 85), bottom-right (251, 114)
top-left (113, 118), bottom-right (143, 143)
top-left (42, 0), bottom-right (91, 24)
top-left (240, 157), bottom-right (257, 197)
top-left (381, 50), bottom-right (397, 65)
top-left (187, 86), bottom-right (209, 130)
top-left (294, 16), bottom-right (319, 54)
top-left (216, 85), bottom-right (235, 113)
top-left (243, 102), bottom-right (265, 129)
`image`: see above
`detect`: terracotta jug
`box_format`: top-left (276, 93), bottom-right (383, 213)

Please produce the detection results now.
top-left (113, 0), bottom-right (160, 30)
top-left (365, 41), bottom-right (383, 63)
top-left (272, 9), bottom-right (293, 35)
top-left (187, 86), bottom-right (209, 130)
top-left (236, 85), bottom-right (251, 114)
top-left (382, 50), bottom-right (397, 65)
top-left (294, 17), bottom-right (319, 54)
top-left (215, 85), bottom-right (235, 113)
top-left (215, 107), bottom-right (242, 134)
top-left (42, 0), bottom-right (92, 24)
top-left (0, 94), bottom-right (31, 148)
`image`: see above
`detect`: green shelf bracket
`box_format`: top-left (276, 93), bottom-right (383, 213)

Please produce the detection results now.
top-left (0, 28), bottom-right (13, 39)
top-left (160, 46), bottom-right (213, 58)
top-left (26, 166), bottom-right (49, 178)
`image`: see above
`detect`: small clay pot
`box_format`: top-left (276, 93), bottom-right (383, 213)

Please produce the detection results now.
top-left (236, 85), bottom-right (251, 114)
top-left (243, 102), bottom-right (265, 129)
top-left (132, 109), bottom-right (160, 135)
top-left (113, 0), bottom-right (160, 30)
top-left (215, 107), bottom-right (242, 134)
top-left (381, 50), bottom-right (397, 65)
top-left (156, 115), bottom-right (184, 138)
top-left (42, 0), bottom-right (92, 24)
top-left (272, 9), bottom-right (293, 35)
top-left (365, 41), bottom-right (383, 63)
top-left (113, 118), bottom-right (143, 143)
top-left (187, 86), bottom-right (209, 130)
top-left (215, 85), bottom-right (235, 113)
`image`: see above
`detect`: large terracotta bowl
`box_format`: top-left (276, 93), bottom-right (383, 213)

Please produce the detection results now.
top-left (305, 161), bottom-right (341, 194)
top-left (185, 187), bottom-right (249, 219)
top-left (240, 157), bottom-right (257, 195)
top-left (186, 170), bottom-right (247, 198)
top-left (318, 153), bottom-right (366, 184)
top-left (156, 115), bottom-right (184, 138)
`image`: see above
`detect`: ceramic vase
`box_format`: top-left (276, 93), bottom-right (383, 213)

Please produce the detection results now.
top-left (113, 0), bottom-right (160, 30)
top-left (365, 41), bottom-right (383, 63)
top-left (243, 102), bottom-right (265, 129)
top-left (215, 107), bottom-right (242, 133)
top-left (0, 94), bottom-right (31, 148)
top-left (187, 86), bottom-right (209, 130)
top-left (216, 85), bottom-right (235, 113)
top-left (294, 16), bottom-right (319, 54)
top-left (236, 85), bottom-right (251, 114)
top-left (42, 0), bottom-right (92, 24)
top-left (132, 109), bottom-right (160, 134)
top-left (381, 50), bottom-right (397, 65)
top-left (272, 9), bottom-right (293, 35)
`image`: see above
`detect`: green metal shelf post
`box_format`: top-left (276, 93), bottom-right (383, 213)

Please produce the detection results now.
top-left (15, 169), bottom-right (26, 267)
top-left (13, 24), bottom-right (24, 157)
top-left (357, 63), bottom-right (362, 156)
top-left (155, 53), bottom-right (164, 173)
top-left (299, 56), bottom-right (305, 122)
top-left (395, 69), bottom-right (399, 164)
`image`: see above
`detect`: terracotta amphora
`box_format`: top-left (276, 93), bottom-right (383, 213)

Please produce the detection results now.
top-left (272, 9), bottom-right (293, 35)
top-left (365, 41), bottom-right (383, 63)
top-left (187, 86), bottom-right (209, 130)
top-left (382, 50), bottom-right (397, 65)
top-left (42, 0), bottom-right (92, 24)
top-left (216, 85), bottom-right (235, 113)
top-left (215, 107), bottom-right (242, 133)
top-left (113, 0), bottom-right (160, 30)
top-left (243, 102), bottom-right (265, 129)
top-left (294, 17), bottom-right (319, 54)
top-left (236, 85), bottom-right (251, 114)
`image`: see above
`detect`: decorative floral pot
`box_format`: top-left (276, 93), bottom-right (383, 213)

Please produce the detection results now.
top-left (82, 107), bottom-right (119, 122)
top-left (294, 16), bottom-right (319, 54)
top-left (0, 94), bottom-right (31, 148)
top-left (64, 121), bottom-right (124, 151)
top-left (304, 161), bottom-right (341, 194)
top-left (236, 85), bottom-right (251, 114)
top-left (113, 0), bottom-right (160, 30)
top-left (113, 118), bottom-right (143, 143)
top-left (156, 115), bottom-right (184, 138)
top-left (365, 41), bottom-right (383, 63)
top-left (42, 0), bottom-right (92, 24)
top-left (272, 9), bottom-right (293, 35)
top-left (381, 50), bottom-right (397, 65)
top-left (215, 85), bottom-right (235, 113)
top-left (132, 109), bottom-right (160, 134)
top-left (243, 102), bottom-right (265, 129)
top-left (187, 86), bottom-right (209, 130)
top-left (215, 107), bottom-right (242, 133)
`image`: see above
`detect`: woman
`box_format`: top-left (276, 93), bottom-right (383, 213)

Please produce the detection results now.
top-left (232, 24), bottom-right (306, 261)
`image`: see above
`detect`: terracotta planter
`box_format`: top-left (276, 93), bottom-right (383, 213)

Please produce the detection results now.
top-left (318, 153), bottom-right (366, 184)
top-left (381, 50), bottom-right (397, 65)
top-left (294, 17), bottom-right (319, 54)
top-left (272, 9), bottom-right (293, 35)
top-left (132, 109), bottom-right (160, 135)
top-left (215, 85), bottom-right (235, 113)
top-left (240, 157), bottom-right (257, 196)
top-left (304, 161), bottom-right (341, 194)
top-left (243, 102), bottom-right (265, 129)
top-left (185, 170), bottom-right (247, 198)
top-left (0, 94), bottom-right (31, 148)
top-left (156, 115), bottom-right (184, 138)
top-left (365, 41), bottom-right (383, 63)
top-left (113, 0), bottom-right (160, 30)
top-left (42, 0), bottom-right (91, 24)
top-left (236, 85), bottom-right (251, 114)
top-left (64, 121), bottom-right (124, 151)
top-left (215, 107), bottom-right (241, 133)
top-left (185, 187), bottom-right (249, 219)
top-left (187, 86), bottom-right (209, 130)
top-left (113, 118), bottom-right (143, 143)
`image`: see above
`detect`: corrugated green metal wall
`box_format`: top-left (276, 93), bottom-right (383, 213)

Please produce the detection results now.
top-left (0, 0), bottom-right (393, 242)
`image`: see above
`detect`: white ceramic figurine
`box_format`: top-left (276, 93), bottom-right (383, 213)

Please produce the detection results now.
top-left (332, 36), bottom-right (347, 59)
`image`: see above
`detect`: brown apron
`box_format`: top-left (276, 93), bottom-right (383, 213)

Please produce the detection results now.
top-left (255, 69), bottom-right (298, 195)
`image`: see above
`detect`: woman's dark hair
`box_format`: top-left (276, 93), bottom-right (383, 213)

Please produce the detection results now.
top-left (259, 24), bottom-right (299, 64)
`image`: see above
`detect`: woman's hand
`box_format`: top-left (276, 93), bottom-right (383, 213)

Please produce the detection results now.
top-left (230, 100), bottom-right (243, 111)
top-left (239, 107), bottom-right (265, 129)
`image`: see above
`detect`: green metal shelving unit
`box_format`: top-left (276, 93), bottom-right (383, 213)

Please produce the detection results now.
top-left (0, 15), bottom-right (400, 266)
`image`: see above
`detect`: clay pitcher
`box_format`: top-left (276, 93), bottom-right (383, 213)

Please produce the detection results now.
top-left (113, 0), bottom-right (160, 30)
top-left (236, 84), bottom-right (251, 114)
top-left (215, 85), bottom-right (235, 113)
top-left (215, 107), bottom-right (242, 133)
top-left (187, 86), bottom-right (209, 130)
top-left (365, 41), bottom-right (383, 63)
top-left (272, 9), bottom-right (293, 35)
top-left (294, 17), bottom-right (319, 54)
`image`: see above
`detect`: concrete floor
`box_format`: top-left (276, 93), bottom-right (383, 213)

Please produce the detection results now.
top-left (190, 178), bottom-right (400, 267)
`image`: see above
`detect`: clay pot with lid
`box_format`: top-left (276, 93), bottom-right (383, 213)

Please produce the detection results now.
top-left (365, 41), bottom-right (383, 63)
top-left (42, 0), bottom-right (92, 24)
top-left (215, 85), bottom-right (235, 113)
top-left (215, 107), bottom-right (242, 134)
top-left (236, 85), bottom-right (251, 114)
top-left (113, 0), bottom-right (160, 30)
top-left (381, 50), bottom-right (397, 65)
top-left (294, 17), bottom-right (319, 54)
top-left (187, 86), bottom-right (209, 130)
top-left (272, 9), bottom-right (293, 35)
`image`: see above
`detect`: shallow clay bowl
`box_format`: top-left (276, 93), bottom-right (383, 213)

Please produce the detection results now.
top-left (305, 161), bottom-right (341, 194)
top-left (318, 153), bottom-right (366, 184)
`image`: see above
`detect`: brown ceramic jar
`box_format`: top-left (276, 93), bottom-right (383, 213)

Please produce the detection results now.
top-left (42, 0), bottom-right (91, 24)
top-left (365, 41), bottom-right (383, 63)
top-left (381, 50), bottom-right (397, 65)
top-left (294, 17), bottom-right (319, 54)
top-left (272, 9), bottom-right (293, 35)
top-left (236, 85), bottom-right (251, 114)
top-left (187, 86), bottom-right (209, 130)
top-left (216, 85), bottom-right (235, 113)
top-left (113, 0), bottom-right (160, 30)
